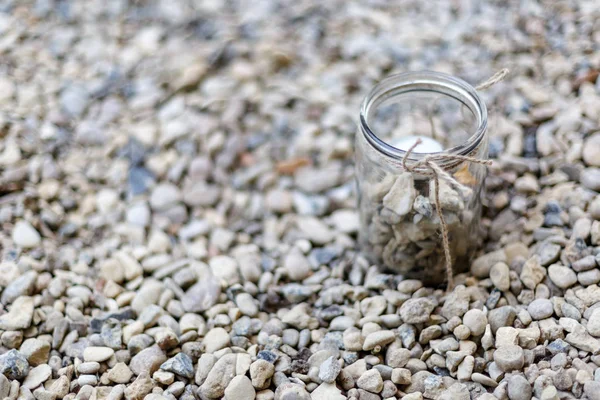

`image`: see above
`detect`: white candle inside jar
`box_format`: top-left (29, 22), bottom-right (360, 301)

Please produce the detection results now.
top-left (390, 136), bottom-right (444, 153)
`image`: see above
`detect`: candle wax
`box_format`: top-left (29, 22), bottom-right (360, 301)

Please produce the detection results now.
top-left (390, 135), bottom-right (444, 153)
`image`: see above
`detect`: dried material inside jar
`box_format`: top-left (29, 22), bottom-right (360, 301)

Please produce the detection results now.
top-left (363, 162), bottom-right (480, 283)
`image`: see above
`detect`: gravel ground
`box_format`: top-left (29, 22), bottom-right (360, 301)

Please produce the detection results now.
top-left (1, 0), bottom-right (600, 399)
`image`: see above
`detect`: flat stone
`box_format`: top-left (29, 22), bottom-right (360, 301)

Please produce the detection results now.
top-left (587, 308), bottom-right (600, 337)
top-left (471, 372), bottom-right (498, 387)
top-left (507, 374), bottom-right (532, 400)
top-left (48, 375), bottom-right (69, 398)
top-left (0, 373), bottom-right (8, 399)
top-left (108, 362), bottom-right (133, 384)
top-left (528, 299), bottom-right (554, 320)
top-left (493, 345), bottom-right (524, 372)
top-left (12, 220), bottom-right (41, 248)
top-left (400, 298), bottom-right (435, 324)
top-left (565, 326), bottom-right (600, 353)
top-left (83, 346), bottom-right (114, 362)
top-left (160, 353), bottom-right (194, 379)
top-left (582, 168), bottom-right (600, 191)
top-left (363, 330), bottom-right (396, 351)
top-left (195, 354), bottom-right (217, 386)
top-left (488, 306), bottom-right (517, 334)
top-left (224, 375), bottom-right (255, 400)
top-left (383, 172), bottom-right (416, 217)
top-left (0, 296), bottom-right (34, 330)
top-left (471, 250), bottom-right (506, 278)
top-left (274, 382), bottom-right (311, 400)
top-left (199, 353), bottom-right (237, 398)
top-left (520, 256), bottom-right (546, 289)
top-left (538, 243), bottom-right (561, 266)
top-left (114, 251), bottom-right (143, 281)
top-left (295, 163), bottom-right (341, 193)
top-left (584, 381), bottom-right (600, 400)
top-left (250, 359), bottom-right (275, 390)
top-left (130, 345), bottom-right (167, 376)
top-left (149, 183), bottom-right (182, 210)
top-left (181, 276), bottom-right (221, 313)
top-left (1, 271), bottom-right (37, 304)
top-left (490, 262), bottom-right (510, 291)
top-left (438, 382), bottom-right (470, 400)
top-left (583, 134), bottom-right (600, 167)
top-left (78, 362), bottom-right (100, 374)
top-left (310, 382), bottom-right (346, 400)
top-left (22, 364), bottom-right (52, 389)
top-left (462, 309), bottom-right (487, 336)
top-left (578, 264), bottom-right (600, 284)
top-left (296, 217), bottom-right (334, 245)
top-left (19, 338), bottom-right (50, 367)
top-left (0, 349), bottom-right (29, 380)
top-left (548, 264), bottom-right (578, 289)
top-left (209, 256), bottom-right (240, 285)
top-left (283, 248), bottom-right (311, 281)
top-left (357, 369), bottom-right (383, 393)
top-left (124, 371), bottom-right (155, 400)
top-left (203, 327), bottom-right (231, 354)
top-left (441, 287), bottom-right (470, 319)
top-left (318, 356), bottom-right (341, 383)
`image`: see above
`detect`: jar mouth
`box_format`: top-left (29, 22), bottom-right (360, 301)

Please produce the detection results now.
top-left (359, 71), bottom-right (488, 162)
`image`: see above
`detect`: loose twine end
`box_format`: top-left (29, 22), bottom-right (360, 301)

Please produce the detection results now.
top-left (400, 69), bottom-right (507, 291)
top-left (475, 68), bottom-right (510, 91)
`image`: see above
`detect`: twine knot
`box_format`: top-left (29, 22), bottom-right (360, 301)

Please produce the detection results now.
top-left (402, 139), bottom-right (492, 290)
top-left (400, 68), bottom-right (508, 290)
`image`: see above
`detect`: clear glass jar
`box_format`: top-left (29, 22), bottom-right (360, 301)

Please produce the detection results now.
top-left (355, 71), bottom-right (489, 285)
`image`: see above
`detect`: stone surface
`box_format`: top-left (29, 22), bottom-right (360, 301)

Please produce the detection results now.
top-left (199, 353), bottom-right (237, 398)
top-left (83, 346), bottom-right (114, 362)
top-left (493, 345), bottom-right (524, 372)
top-left (588, 308), bottom-right (600, 337)
top-left (224, 375), bottom-right (255, 400)
top-left (0, 296), bottom-right (34, 330)
top-left (462, 309), bottom-right (487, 336)
top-left (22, 364), bottom-right (52, 389)
top-left (130, 345), bottom-right (167, 376)
top-left (548, 264), bottom-right (578, 289)
top-left (356, 369), bottom-right (383, 393)
top-left (400, 298), bottom-right (435, 324)
top-left (12, 221), bottom-right (41, 248)
top-left (108, 362), bottom-right (134, 384)
top-left (0, 3), bottom-right (596, 399)
top-left (383, 173), bottom-right (417, 216)
top-left (0, 349), bottom-right (29, 380)
top-left (19, 339), bottom-right (50, 367)
top-left (528, 299), bottom-right (554, 320)
top-left (160, 353), bottom-right (194, 379)
top-left (490, 262), bottom-right (510, 291)
top-left (318, 356), bottom-right (341, 383)
top-left (250, 359), bottom-right (275, 390)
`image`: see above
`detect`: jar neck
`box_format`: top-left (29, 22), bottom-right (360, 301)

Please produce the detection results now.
top-left (359, 71), bottom-right (488, 167)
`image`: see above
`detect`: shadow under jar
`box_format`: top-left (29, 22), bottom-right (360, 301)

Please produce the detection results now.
top-left (355, 71), bottom-right (489, 285)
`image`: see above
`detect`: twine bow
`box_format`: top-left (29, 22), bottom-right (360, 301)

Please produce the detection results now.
top-left (402, 69), bottom-right (508, 290)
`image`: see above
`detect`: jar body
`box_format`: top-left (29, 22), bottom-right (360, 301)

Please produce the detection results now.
top-left (355, 72), bottom-right (489, 284)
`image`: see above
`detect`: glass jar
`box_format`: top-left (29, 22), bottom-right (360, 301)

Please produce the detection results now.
top-left (355, 71), bottom-right (489, 285)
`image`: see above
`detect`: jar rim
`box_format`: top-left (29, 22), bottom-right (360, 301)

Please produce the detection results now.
top-left (359, 71), bottom-right (488, 162)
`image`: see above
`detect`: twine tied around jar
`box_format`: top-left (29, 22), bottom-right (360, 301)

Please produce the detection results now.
top-left (401, 69), bottom-right (509, 290)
